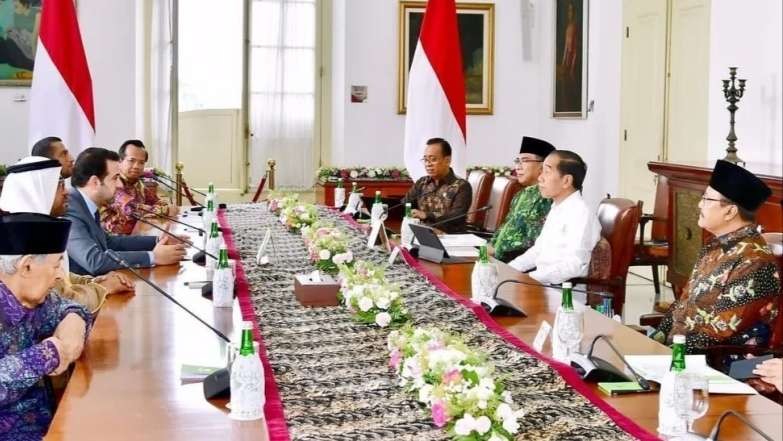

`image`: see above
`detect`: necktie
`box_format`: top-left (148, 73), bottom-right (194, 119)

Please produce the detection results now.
top-left (94, 210), bottom-right (101, 225)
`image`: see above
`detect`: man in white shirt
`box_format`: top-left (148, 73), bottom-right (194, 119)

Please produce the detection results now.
top-left (508, 150), bottom-right (600, 285)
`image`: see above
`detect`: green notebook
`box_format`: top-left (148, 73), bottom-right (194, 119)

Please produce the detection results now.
top-left (598, 382), bottom-right (646, 396)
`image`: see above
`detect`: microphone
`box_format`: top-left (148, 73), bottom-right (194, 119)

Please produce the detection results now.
top-left (428, 205), bottom-right (492, 229)
top-left (482, 279), bottom-right (529, 317)
top-left (149, 175), bottom-right (205, 209)
top-left (130, 212), bottom-right (217, 260)
top-left (135, 205), bottom-right (213, 236)
top-left (151, 170), bottom-right (209, 198)
top-left (105, 251), bottom-right (233, 400)
top-left (702, 410), bottom-right (775, 441)
top-left (569, 334), bottom-right (651, 388)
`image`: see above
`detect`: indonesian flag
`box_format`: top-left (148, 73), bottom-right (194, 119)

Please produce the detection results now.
top-left (404, 0), bottom-right (466, 180)
top-left (28, 0), bottom-right (95, 153)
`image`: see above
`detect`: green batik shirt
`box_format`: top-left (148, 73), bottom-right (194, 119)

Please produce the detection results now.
top-left (491, 185), bottom-right (551, 262)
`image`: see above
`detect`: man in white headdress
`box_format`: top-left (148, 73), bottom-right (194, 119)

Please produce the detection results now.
top-left (0, 156), bottom-right (133, 313)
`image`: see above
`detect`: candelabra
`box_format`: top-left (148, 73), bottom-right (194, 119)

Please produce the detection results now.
top-left (722, 67), bottom-right (746, 165)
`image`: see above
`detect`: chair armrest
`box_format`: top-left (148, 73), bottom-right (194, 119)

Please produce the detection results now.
top-left (639, 313), bottom-right (665, 328)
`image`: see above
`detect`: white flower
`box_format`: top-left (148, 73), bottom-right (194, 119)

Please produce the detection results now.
top-left (358, 296), bottom-right (373, 312)
top-left (474, 415), bottom-right (492, 434)
top-left (478, 400), bottom-right (488, 409)
top-left (454, 414), bottom-right (476, 436)
top-left (332, 252), bottom-right (348, 265)
top-left (375, 295), bottom-right (391, 310)
top-left (495, 403), bottom-right (513, 421)
top-left (349, 170), bottom-right (359, 178)
top-left (343, 250), bottom-right (353, 263)
top-left (502, 416), bottom-right (520, 434)
top-left (367, 169), bottom-right (377, 178)
top-left (318, 249), bottom-right (331, 260)
top-left (375, 311), bottom-right (392, 328)
top-left (501, 390), bottom-right (514, 404)
top-left (417, 384), bottom-right (433, 404)
top-left (375, 168), bottom-right (383, 176)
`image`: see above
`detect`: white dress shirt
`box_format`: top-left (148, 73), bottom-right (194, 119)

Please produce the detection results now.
top-left (508, 190), bottom-right (600, 285)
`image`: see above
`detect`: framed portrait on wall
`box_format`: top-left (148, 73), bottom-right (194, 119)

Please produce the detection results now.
top-left (553, 0), bottom-right (589, 118)
top-left (398, 1), bottom-right (494, 115)
top-left (0, 0), bottom-right (42, 86)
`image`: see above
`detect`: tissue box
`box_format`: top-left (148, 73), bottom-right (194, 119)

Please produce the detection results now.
top-left (293, 274), bottom-right (341, 307)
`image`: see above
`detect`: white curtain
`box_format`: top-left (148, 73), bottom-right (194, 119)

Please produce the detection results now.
top-left (249, 0), bottom-right (316, 190)
top-left (149, 0), bottom-right (173, 174)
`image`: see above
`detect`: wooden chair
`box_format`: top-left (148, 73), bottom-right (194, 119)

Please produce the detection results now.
top-left (573, 198), bottom-right (641, 315)
top-left (481, 176), bottom-right (522, 233)
top-left (631, 176), bottom-right (670, 305)
top-left (465, 169), bottom-right (494, 227)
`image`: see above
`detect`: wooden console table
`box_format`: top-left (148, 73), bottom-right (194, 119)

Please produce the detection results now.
top-left (315, 178), bottom-right (413, 207)
top-left (648, 161), bottom-right (782, 294)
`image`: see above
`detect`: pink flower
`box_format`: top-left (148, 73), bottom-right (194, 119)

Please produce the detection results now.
top-left (441, 368), bottom-right (461, 385)
top-left (427, 340), bottom-right (444, 351)
top-left (340, 169), bottom-right (350, 179)
top-left (389, 349), bottom-right (402, 370)
top-left (390, 169), bottom-right (401, 179)
top-left (431, 400), bottom-right (448, 427)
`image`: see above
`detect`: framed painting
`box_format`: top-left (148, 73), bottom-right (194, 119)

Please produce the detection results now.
top-left (0, 0), bottom-right (42, 86)
top-left (398, 1), bottom-right (494, 115)
top-left (553, 0), bottom-right (589, 118)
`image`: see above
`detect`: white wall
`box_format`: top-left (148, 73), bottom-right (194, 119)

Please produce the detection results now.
top-left (707, 0), bottom-right (782, 169)
top-left (329, 0), bottom-right (624, 209)
top-left (0, 0), bottom-right (137, 166)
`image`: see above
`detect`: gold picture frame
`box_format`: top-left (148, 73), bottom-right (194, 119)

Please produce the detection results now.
top-left (397, 1), bottom-right (494, 115)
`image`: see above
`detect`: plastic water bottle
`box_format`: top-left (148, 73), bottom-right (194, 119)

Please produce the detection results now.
top-left (658, 334), bottom-right (690, 438)
top-left (212, 245), bottom-right (234, 308)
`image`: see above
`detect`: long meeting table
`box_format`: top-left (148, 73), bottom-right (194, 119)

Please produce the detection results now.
top-left (45, 209), bottom-right (782, 440)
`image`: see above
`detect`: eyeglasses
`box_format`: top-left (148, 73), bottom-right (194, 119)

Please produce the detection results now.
top-left (700, 194), bottom-right (730, 204)
top-left (513, 158), bottom-right (543, 165)
top-left (420, 157), bottom-right (442, 164)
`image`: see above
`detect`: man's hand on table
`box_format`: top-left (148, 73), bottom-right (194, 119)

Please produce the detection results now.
top-left (94, 271), bottom-right (134, 294)
top-left (410, 209), bottom-right (428, 220)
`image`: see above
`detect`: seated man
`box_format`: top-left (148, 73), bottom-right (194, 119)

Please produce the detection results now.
top-left (652, 160), bottom-right (779, 353)
top-left (65, 148), bottom-right (187, 276)
top-left (0, 212), bottom-right (91, 439)
top-left (0, 156), bottom-right (133, 313)
top-left (31, 136), bottom-right (75, 179)
top-left (403, 138), bottom-right (472, 233)
top-left (509, 150), bottom-right (600, 285)
top-left (489, 136), bottom-right (554, 262)
top-left (101, 140), bottom-right (177, 235)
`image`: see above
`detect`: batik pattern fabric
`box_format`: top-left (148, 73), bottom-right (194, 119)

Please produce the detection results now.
top-left (221, 203), bottom-right (647, 441)
top-left (654, 225), bottom-right (781, 353)
top-left (101, 176), bottom-right (168, 235)
top-left (403, 168), bottom-right (472, 234)
top-left (490, 185), bottom-right (551, 262)
top-left (0, 282), bottom-right (91, 440)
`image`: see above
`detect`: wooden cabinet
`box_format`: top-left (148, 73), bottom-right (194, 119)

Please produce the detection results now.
top-left (648, 161), bottom-right (783, 295)
top-left (315, 179), bottom-right (413, 207)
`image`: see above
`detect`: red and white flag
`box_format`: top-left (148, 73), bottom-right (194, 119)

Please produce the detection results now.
top-left (28, 0), bottom-right (95, 153)
top-left (404, 0), bottom-right (466, 180)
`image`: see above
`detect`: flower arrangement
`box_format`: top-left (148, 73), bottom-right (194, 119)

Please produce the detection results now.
top-left (466, 166), bottom-right (517, 178)
top-left (340, 280), bottom-right (409, 328)
top-left (316, 166), bottom-right (411, 182)
top-left (337, 260), bottom-right (387, 291)
top-left (267, 192), bottom-right (299, 215)
top-left (301, 219), bottom-right (337, 246)
top-left (387, 326), bottom-right (524, 441)
top-left (280, 203), bottom-right (318, 232)
top-left (306, 226), bottom-right (353, 274)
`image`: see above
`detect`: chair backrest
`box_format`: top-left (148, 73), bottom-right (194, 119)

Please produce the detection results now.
top-left (466, 169), bottom-right (494, 226)
top-left (597, 198), bottom-right (642, 281)
top-left (483, 176), bottom-right (522, 232)
top-left (650, 175), bottom-right (670, 241)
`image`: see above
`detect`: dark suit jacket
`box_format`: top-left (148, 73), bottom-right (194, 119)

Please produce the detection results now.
top-left (65, 188), bottom-right (157, 275)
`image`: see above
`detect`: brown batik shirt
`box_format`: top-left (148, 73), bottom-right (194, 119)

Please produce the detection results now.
top-left (655, 225), bottom-right (781, 353)
top-left (403, 168), bottom-right (472, 233)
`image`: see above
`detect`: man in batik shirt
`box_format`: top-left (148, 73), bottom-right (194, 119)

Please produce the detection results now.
top-left (0, 213), bottom-right (91, 439)
top-left (403, 138), bottom-right (472, 234)
top-left (653, 160), bottom-right (780, 354)
top-left (101, 140), bottom-right (176, 235)
top-left (490, 137), bottom-right (554, 262)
